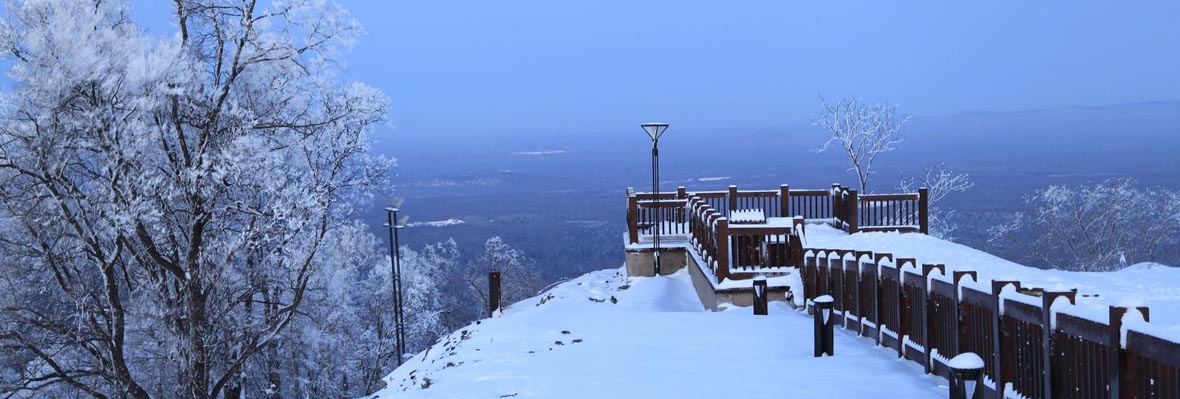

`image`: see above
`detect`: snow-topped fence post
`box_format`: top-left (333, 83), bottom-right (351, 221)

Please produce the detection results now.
top-left (845, 189), bottom-right (859, 233)
top-left (919, 187), bottom-right (930, 234)
top-left (949, 352), bottom-right (985, 399)
top-left (488, 271), bottom-right (502, 317)
top-left (676, 186), bottom-right (687, 223)
top-left (814, 295), bottom-right (835, 357)
top-left (715, 218), bottom-right (731, 282)
top-left (779, 184), bottom-right (790, 218)
top-left (1040, 291), bottom-right (1077, 399)
top-left (627, 188), bottom-right (639, 244)
top-left (752, 277), bottom-right (768, 315)
top-left (728, 185), bottom-right (739, 213)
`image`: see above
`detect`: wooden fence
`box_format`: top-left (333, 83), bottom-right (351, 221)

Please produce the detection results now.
top-left (627, 184), bottom-right (929, 245)
top-left (799, 249), bottom-right (1179, 399)
top-left (685, 196), bottom-right (803, 281)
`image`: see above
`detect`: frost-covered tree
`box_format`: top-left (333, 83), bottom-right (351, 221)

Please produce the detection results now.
top-left (0, 0), bottom-right (391, 398)
top-left (466, 237), bottom-right (541, 317)
top-left (988, 178), bottom-right (1180, 272)
top-left (815, 96), bottom-right (909, 193)
top-left (899, 164), bottom-right (974, 240)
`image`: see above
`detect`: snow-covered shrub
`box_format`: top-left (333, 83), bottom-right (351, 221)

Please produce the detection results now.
top-left (465, 237), bottom-right (542, 317)
top-left (899, 163), bottom-right (974, 240)
top-left (988, 178), bottom-right (1180, 272)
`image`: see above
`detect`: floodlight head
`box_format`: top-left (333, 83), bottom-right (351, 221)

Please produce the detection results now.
top-left (386, 197), bottom-right (404, 212)
top-left (395, 215), bottom-right (410, 229)
top-left (641, 122), bottom-right (669, 142)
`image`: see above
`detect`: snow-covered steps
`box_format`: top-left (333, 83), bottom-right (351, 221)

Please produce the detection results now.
top-left (366, 268), bottom-right (947, 398)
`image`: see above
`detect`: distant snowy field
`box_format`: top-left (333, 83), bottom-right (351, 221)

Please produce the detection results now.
top-left (406, 218), bottom-right (466, 228)
top-left (367, 268), bottom-right (946, 398)
top-left (803, 224), bottom-right (1180, 334)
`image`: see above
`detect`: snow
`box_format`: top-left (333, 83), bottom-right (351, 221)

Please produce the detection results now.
top-left (729, 209), bottom-right (766, 224)
top-left (803, 225), bottom-right (1180, 335)
top-left (406, 218), bottom-right (466, 228)
top-left (696, 176), bottom-right (731, 182)
top-left (367, 267), bottom-right (946, 398)
top-left (948, 353), bottom-right (985, 370)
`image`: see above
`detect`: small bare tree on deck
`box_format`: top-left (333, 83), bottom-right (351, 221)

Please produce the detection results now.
top-left (814, 97), bottom-right (910, 193)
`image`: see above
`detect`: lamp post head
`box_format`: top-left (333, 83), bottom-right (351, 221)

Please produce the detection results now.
top-left (386, 197), bottom-right (405, 213)
top-left (641, 122), bottom-right (669, 142)
top-left (395, 215), bottom-right (410, 229)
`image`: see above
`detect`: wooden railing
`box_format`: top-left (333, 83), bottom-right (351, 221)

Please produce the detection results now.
top-left (687, 197), bottom-right (730, 281)
top-left (627, 184), bottom-right (929, 244)
top-left (684, 196), bottom-right (804, 282)
top-left (799, 249), bottom-right (1178, 399)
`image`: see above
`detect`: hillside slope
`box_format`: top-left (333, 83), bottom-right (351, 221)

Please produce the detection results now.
top-left (366, 268), bottom-right (945, 398)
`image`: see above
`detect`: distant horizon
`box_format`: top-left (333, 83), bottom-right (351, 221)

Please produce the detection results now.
top-left (388, 98), bottom-right (1180, 138)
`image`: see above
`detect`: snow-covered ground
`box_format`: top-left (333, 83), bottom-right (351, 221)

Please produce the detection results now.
top-left (803, 224), bottom-right (1180, 334)
top-left (367, 268), bottom-right (947, 398)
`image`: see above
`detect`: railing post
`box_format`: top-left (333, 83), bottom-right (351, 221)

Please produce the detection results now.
top-left (1109, 306), bottom-right (1150, 399)
top-left (627, 190), bottom-right (639, 244)
top-left (676, 186), bottom-right (687, 223)
top-left (918, 187), bottom-right (930, 234)
top-left (488, 271), bottom-right (502, 317)
top-left (952, 271), bottom-right (977, 357)
top-left (728, 185), bottom-right (738, 213)
top-left (847, 189), bottom-right (859, 234)
top-left (991, 280), bottom-right (1021, 396)
top-left (921, 264), bottom-right (945, 375)
top-left (1041, 291), bottom-right (1077, 399)
top-left (716, 217), bottom-right (730, 282)
top-left (831, 185), bottom-right (842, 225)
top-left (779, 184), bottom-right (790, 218)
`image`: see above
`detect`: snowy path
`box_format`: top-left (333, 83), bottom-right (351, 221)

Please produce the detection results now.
top-left (368, 268), bottom-right (946, 398)
top-left (804, 224), bottom-right (1180, 333)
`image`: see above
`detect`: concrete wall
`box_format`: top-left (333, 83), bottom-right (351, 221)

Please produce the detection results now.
top-left (624, 248), bottom-right (687, 277)
top-left (686, 254), bottom-right (720, 311)
top-left (684, 250), bottom-right (794, 311)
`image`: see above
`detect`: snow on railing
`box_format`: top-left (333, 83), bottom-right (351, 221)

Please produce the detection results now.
top-left (796, 246), bottom-right (1180, 398)
top-left (626, 184), bottom-right (930, 245)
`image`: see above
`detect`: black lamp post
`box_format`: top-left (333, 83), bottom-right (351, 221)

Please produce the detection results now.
top-left (813, 294), bottom-right (834, 357)
top-left (384, 198), bottom-right (410, 365)
top-left (641, 122), bottom-right (669, 275)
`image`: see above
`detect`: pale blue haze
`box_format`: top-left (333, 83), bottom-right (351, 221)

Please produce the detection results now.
top-left (128, 1), bottom-right (1180, 136)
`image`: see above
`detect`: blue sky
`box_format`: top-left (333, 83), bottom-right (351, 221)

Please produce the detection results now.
top-left (130, 1), bottom-right (1180, 137)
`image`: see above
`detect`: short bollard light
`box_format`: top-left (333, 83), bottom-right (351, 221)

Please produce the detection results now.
top-left (948, 352), bottom-right (985, 399)
top-left (752, 276), bottom-right (768, 315)
top-left (813, 295), bottom-right (835, 357)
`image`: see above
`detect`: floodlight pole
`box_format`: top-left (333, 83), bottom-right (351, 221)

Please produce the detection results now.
top-left (385, 203), bottom-right (408, 365)
top-left (641, 123), bottom-right (669, 276)
top-left (651, 137), bottom-right (661, 275)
